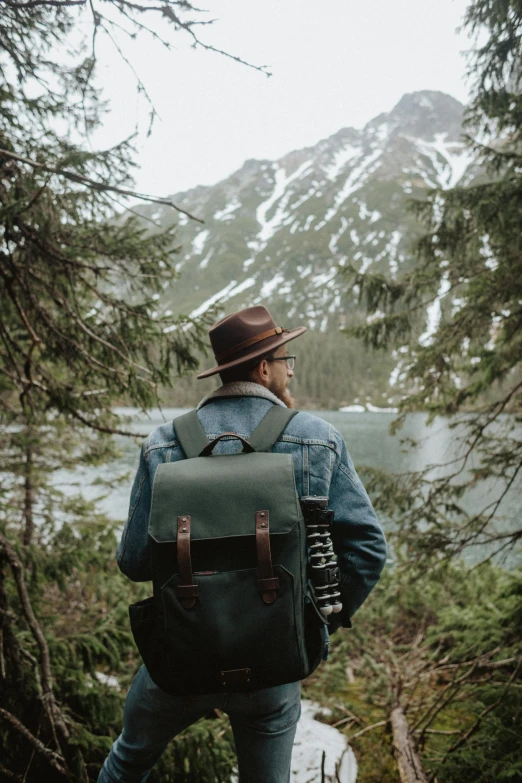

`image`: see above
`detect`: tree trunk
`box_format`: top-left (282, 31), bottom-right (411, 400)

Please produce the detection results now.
top-left (390, 705), bottom-right (428, 783)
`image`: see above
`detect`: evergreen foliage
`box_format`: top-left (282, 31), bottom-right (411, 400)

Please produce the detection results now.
top-left (343, 0), bottom-right (522, 562)
top-left (305, 563), bottom-right (522, 783)
top-left (0, 2), bottom-right (249, 779)
top-left (333, 1), bottom-right (522, 780)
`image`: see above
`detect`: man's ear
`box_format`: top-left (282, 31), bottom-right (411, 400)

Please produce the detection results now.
top-left (251, 358), bottom-right (270, 385)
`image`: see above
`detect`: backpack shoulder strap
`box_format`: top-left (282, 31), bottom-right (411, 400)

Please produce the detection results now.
top-left (248, 406), bottom-right (298, 453)
top-left (174, 410), bottom-right (209, 459)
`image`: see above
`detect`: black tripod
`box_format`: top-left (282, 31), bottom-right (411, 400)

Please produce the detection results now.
top-left (300, 496), bottom-right (342, 617)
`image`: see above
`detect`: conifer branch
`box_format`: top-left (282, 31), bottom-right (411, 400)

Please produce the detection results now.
top-left (0, 148), bottom-right (204, 222)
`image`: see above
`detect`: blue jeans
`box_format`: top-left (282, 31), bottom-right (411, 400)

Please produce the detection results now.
top-left (98, 666), bottom-right (301, 783)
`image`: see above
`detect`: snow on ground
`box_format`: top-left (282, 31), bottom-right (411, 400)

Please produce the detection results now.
top-left (176, 277), bottom-right (257, 324)
top-left (290, 701), bottom-right (357, 783)
top-left (95, 672), bottom-right (120, 689)
top-left (199, 249), bottom-right (214, 269)
top-left (185, 280), bottom-right (239, 321)
top-left (213, 199), bottom-right (240, 221)
top-left (230, 700), bottom-right (357, 783)
top-left (414, 133), bottom-right (475, 190)
top-left (430, 133), bottom-right (475, 188)
top-left (339, 403), bottom-right (397, 413)
top-left (366, 403), bottom-right (398, 413)
top-left (290, 186), bottom-right (318, 211)
top-left (328, 217), bottom-right (349, 254)
top-left (255, 160), bottom-right (313, 246)
top-left (358, 256), bottom-right (373, 274)
top-left (386, 230), bottom-right (402, 277)
top-left (191, 229), bottom-right (210, 254)
top-left (419, 276), bottom-right (451, 346)
top-left (227, 277), bottom-right (257, 298)
top-left (311, 270), bottom-right (337, 288)
top-left (302, 214), bottom-right (315, 232)
top-left (260, 271), bottom-right (286, 299)
top-left (324, 143), bottom-right (361, 182)
top-left (314, 150), bottom-right (382, 231)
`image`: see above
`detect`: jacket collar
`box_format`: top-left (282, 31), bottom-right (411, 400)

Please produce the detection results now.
top-left (197, 381), bottom-right (286, 410)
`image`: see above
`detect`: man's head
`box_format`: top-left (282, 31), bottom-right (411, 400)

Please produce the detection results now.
top-left (196, 305), bottom-right (305, 407)
top-left (219, 344), bottom-right (296, 408)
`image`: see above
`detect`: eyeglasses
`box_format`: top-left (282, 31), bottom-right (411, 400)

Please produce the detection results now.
top-left (266, 355), bottom-right (296, 370)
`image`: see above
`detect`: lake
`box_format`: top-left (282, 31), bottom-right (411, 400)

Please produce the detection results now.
top-left (70, 408), bottom-right (519, 567)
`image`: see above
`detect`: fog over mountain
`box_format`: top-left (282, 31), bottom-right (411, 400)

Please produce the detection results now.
top-left (135, 90), bottom-right (477, 408)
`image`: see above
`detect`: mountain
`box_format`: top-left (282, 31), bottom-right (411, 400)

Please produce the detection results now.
top-left (134, 90), bottom-right (476, 409)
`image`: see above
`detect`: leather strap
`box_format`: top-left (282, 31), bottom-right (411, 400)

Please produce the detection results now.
top-left (174, 410), bottom-right (209, 459)
top-left (255, 510), bottom-right (279, 604)
top-left (176, 515), bottom-right (199, 609)
top-left (215, 326), bottom-right (284, 362)
top-left (248, 407), bottom-right (298, 453)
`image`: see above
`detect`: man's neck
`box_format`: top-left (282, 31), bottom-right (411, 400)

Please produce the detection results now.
top-left (197, 381), bottom-right (286, 410)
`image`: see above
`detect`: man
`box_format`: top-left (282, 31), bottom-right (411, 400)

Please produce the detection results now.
top-left (98, 305), bottom-right (386, 783)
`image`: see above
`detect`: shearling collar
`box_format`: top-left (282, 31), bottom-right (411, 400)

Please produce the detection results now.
top-left (196, 381), bottom-right (286, 410)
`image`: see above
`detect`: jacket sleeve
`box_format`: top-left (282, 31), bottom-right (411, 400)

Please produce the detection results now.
top-left (327, 429), bottom-right (387, 630)
top-left (116, 442), bottom-right (152, 581)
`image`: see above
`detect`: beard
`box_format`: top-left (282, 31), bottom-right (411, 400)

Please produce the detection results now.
top-left (269, 377), bottom-right (295, 408)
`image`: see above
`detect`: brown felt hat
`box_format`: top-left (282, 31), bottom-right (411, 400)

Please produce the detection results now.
top-left (196, 305), bottom-right (307, 379)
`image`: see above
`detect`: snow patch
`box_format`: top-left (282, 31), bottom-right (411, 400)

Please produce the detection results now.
top-left (227, 277), bottom-right (256, 298)
top-left (312, 270), bottom-right (337, 288)
top-left (199, 249), bottom-right (214, 269)
top-left (366, 402), bottom-right (398, 413)
top-left (185, 280), bottom-right (239, 321)
top-left (192, 229), bottom-right (209, 255)
top-left (213, 199), bottom-right (240, 221)
top-left (414, 133), bottom-right (475, 189)
top-left (419, 276), bottom-right (451, 346)
top-left (328, 217), bottom-right (349, 254)
top-left (324, 143), bottom-right (361, 182)
top-left (255, 161), bottom-right (313, 246)
top-left (302, 214), bottom-right (315, 231)
top-left (290, 701), bottom-right (357, 783)
top-left (260, 272), bottom-right (286, 299)
top-left (315, 150), bottom-right (382, 230)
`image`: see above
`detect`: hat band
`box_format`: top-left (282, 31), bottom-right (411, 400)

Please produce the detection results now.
top-left (215, 326), bottom-right (284, 363)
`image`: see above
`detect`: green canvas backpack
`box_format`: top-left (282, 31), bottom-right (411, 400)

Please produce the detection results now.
top-left (129, 405), bottom-right (329, 695)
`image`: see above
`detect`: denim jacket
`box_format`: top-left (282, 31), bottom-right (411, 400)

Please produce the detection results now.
top-left (117, 386), bottom-right (387, 629)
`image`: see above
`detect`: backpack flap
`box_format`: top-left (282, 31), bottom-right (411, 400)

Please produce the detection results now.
top-left (148, 452), bottom-right (302, 542)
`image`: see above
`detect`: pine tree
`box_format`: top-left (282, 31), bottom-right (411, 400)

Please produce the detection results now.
top-left (343, 0), bottom-right (522, 563)
top-left (333, 3), bottom-right (522, 781)
top-left (0, 3), bottom-right (264, 779)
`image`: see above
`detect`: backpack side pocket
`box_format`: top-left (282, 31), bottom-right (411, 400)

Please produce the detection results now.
top-left (129, 596), bottom-right (167, 690)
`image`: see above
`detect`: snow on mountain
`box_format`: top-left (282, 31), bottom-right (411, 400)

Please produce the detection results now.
top-left (134, 90), bottom-right (475, 355)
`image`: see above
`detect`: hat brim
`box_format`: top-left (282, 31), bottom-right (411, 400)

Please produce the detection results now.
top-left (196, 326), bottom-right (307, 379)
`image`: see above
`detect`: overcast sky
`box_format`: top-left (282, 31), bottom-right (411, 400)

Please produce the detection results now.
top-left (90, 0), bottom-right (473, 197)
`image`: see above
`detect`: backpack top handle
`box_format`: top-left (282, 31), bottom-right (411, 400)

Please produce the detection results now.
top-left (174, 405), bottom-right (298, 460)
top-left (199, 432), bottom-right (255, 457)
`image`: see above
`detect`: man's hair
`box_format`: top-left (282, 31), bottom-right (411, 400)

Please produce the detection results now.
top-left (218, 351), bottom-right (276, 385)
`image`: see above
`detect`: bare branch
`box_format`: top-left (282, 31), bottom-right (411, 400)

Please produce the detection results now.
top-left (0, 707), bottom-right (67, 776)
